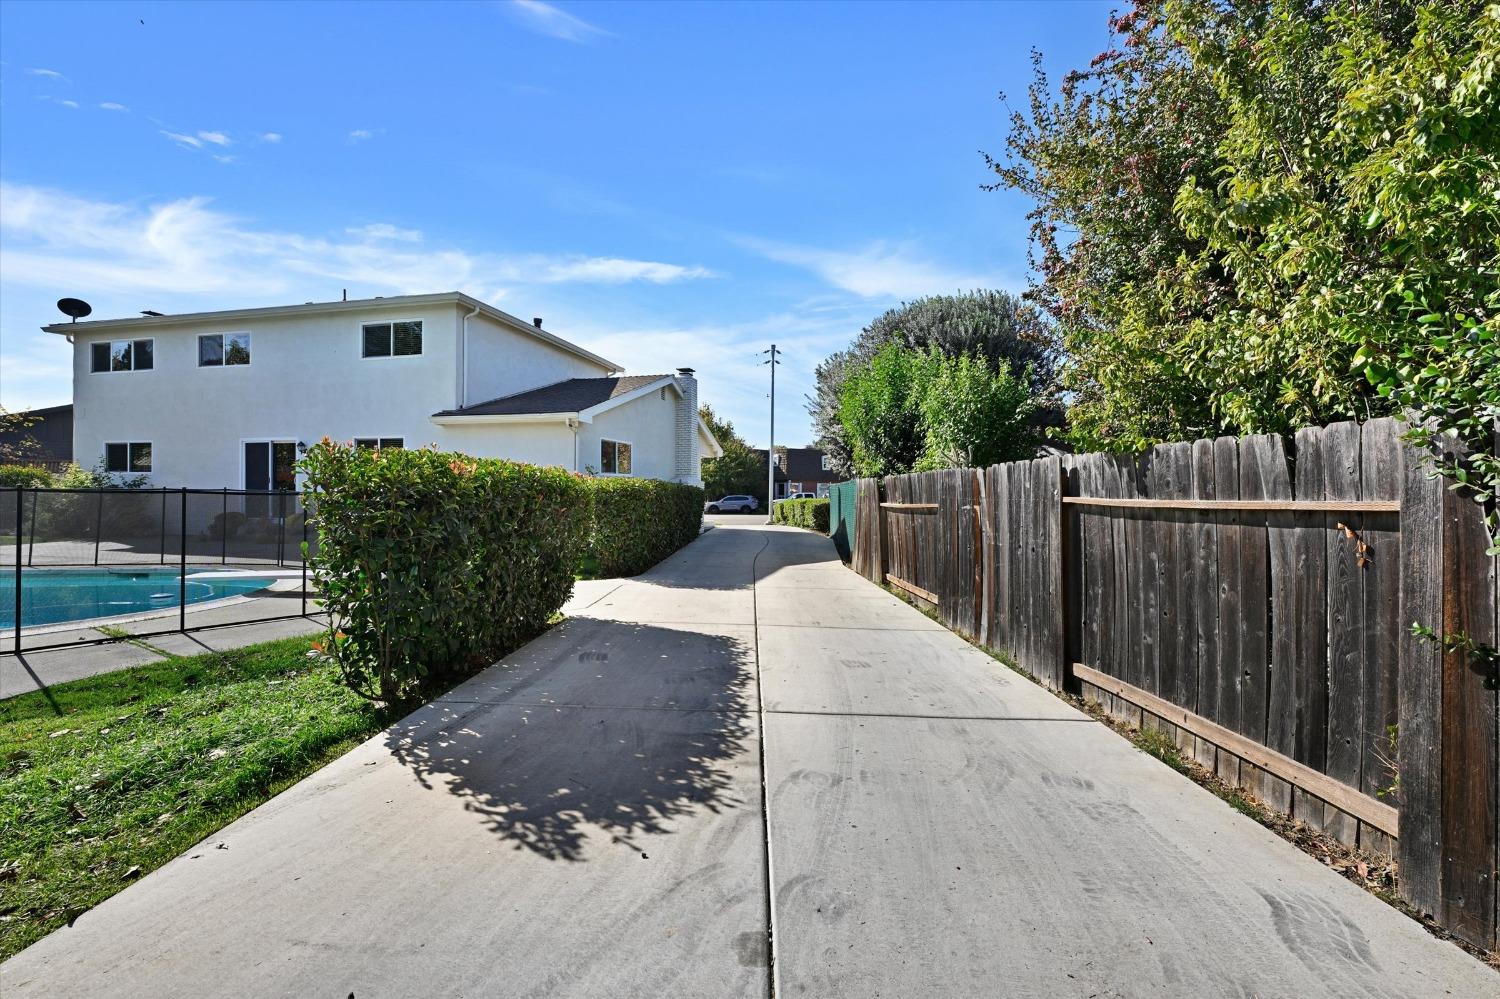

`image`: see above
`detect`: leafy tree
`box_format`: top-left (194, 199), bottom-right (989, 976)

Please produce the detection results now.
top-left (837, 344), bottom-right (935, 477)
top-left (838, 345), bottom-right (1042, 477)
top-left (699, 404), bottom-right (767, 503)
top-left (810, 290), bottom-right (1056, 476)
top-left (0, 407), bottom-right (43, 464)
top-left (917, 353), bottom-right (1038, 470)
top-left (987, 0), bottom-right (1499, 543)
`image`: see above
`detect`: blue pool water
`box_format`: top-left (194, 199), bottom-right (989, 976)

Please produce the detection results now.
top-left (1, 569), bottom-right (275, 629)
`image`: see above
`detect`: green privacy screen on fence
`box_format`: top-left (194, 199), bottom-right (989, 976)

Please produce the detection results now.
top-left (828, 480), bottom-right (856, 562)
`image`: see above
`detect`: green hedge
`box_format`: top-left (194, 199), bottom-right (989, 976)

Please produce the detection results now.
top-left (773, 497), bottom-right (830, 534)
top-left (589, 478), bottom-right (704, 576)
top-left (300, 441), bottom-right (592, 702)
top-left (0, 465), bottom-right (54, 488)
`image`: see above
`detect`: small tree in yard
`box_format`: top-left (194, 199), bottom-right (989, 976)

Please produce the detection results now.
top-left (700, 404), bottom-right (767, 504)
top-left (839, 344), bottom-right (1042, 477)
top-left (810, 290), bottom-right (1057, 477)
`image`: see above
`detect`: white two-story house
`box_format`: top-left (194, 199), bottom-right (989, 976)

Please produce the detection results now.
top-left (45, 291), bottom-right (721, 490)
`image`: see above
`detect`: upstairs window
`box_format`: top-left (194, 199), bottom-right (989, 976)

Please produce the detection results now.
top-left (600, 439), bottom-right (632, 475)
top-left (90, 339), bottom-right (154, 372)
top-left (199, 332), bottom-right (251, 366)
top-left (362, 320), bottom-right (423, 357)
top-left (105, 441), bottom-right (152, 473)
top-left (354, 438), bottom-right (404, 450)
top-left (820, 453), bottom-right (831, 471)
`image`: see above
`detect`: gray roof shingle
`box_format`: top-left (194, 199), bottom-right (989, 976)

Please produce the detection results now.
top-left (433, 375), bottom-right (672, 418)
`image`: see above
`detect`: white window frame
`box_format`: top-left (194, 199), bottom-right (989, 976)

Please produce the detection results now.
top-left (198, 331), bottom-right (252, 367)
top-left (104, 440), bottom-right (153, 474)
top-left (599, 438), bottom-right (633, 476)
top-left (820, 454), bottom-right (831, 471)
top-left (817, 482), bottom-right (831, 498)
top-left (359, 317), bottom-right (425, 359)
top-left (353, 437), bottom-right (405, 450)
top-left (90, 338), bottom-right (155, 373)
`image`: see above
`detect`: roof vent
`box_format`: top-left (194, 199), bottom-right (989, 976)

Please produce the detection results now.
top-left (140, 309), bottom-right (164, 317)
top-left (676, 367), bottom-right (695, 377)
top-left (533, 317), bottom-right (543, 328)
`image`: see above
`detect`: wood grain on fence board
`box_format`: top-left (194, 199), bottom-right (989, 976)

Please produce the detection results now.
top-left (1322, 420), bottom-right (1363, 844)
top-left (1359, 419), bottom-right (1401, 857)
top-left (1291, 425), bottom-right (1331, 830)
top-left (1397, 439), bottom-right (1443, 917)
top-left (1440, 441), bottom-right (1498, 948)
top-left (1190, 439), bottom-right (1219, 769)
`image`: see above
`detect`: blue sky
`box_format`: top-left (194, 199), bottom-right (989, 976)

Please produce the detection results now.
top-left (0, 0), bottom-right (1112, 447)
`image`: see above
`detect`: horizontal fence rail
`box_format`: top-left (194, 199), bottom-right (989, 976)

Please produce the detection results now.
top-left (3, 486), bottom-right (322, 654)
top-left (840, 417), bottom-right (1499, 952)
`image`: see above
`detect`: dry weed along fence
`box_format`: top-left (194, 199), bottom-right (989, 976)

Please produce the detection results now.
top-left (846, 417), bottom-right (1498, 952)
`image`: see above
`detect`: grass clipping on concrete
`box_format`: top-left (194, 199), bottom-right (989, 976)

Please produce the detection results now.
top-left (0, 636), bottom-right (398, 959)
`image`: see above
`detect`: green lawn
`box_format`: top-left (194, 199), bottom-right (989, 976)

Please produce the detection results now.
top-left (0, 636), bottom-right (402, 959)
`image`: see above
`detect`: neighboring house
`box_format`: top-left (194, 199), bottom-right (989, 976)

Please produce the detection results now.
top-left (772, 446), bottom-right (841, 499)
top-left (0, 403), bottom-right (73, 468)
top-left (45, 292), bottom-right (722, 490)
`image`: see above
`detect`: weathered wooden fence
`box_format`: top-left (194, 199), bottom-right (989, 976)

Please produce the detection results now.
top-left (843, 418), bottom-right (1498, 951)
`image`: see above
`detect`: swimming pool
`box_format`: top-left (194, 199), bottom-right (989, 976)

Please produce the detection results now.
top-left (0, 569), bottom-right (276, 629)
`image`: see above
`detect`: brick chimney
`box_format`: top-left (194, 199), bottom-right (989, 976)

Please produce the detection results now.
top-left (673, 368), bottom-right (700, 486)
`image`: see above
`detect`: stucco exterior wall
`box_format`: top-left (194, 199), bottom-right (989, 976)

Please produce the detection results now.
top-left (67, 300), bottom-right (693, 488)
top-left (462, 312), bottom-right (613, 407)
top-left (434, 421), bottom-right (577, 469)
top-left (71, 303), bottom-right (463, 488)
top-left (578, 387), bottom-right (685, 482)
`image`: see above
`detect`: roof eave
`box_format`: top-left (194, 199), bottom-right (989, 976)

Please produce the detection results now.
top-left (430, 412), bottom-right (577, 426)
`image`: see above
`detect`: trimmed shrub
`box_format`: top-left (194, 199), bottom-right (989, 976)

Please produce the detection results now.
top-left (589, 478), bottom-right (704, 577)
top-left (773, 497), bottom-right (830, 534)
top-left (301, 441), bottom-right (592, 703)
top-left (0, 465), bottom-right (53, 488)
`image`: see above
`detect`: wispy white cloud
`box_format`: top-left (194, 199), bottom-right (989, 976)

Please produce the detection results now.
top-left (506, 0), bottom-right (611, 43)
top-left (0, 183), bottom-right (715, 303)
top-left (27, 68), bottom-right (67, 81)
top-left (347, 222), bottom-right (424, 243)
top-left (212, 154), bottom-right (236, 165)
top-left (99, 101), bottom-right (129, 111)
top-left (260, 132), bottom-right (282, 143)
top-left (347, 128), bottom-right (380, 142)
top-left (197, 130), bottom-right (231, 146)
top-left (160, 130), bottom-right (202, 148)
top-left (37, 96), bottom-right (80, 109)
top-left (739, 236), bottom-right (1012, 300)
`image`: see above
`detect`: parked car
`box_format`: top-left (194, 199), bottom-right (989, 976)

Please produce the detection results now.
top-left (705, 495), bottom-right (758, 513)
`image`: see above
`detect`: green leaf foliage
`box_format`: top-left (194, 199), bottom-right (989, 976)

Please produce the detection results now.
top-left (772, 497), bottom-right (830, 534)
top-left (0, 465), bottom-right (53, 488)
top-left (810, 291), bottom-right (1058, 477)
top-left (838, 343), bottom-right (1043, 477)
top-left (988, 0), bottom-right (1499, 540)
top-left (300, 441), bottom-right (592, 703)
top-left (700, 404), bottom-right (768, 506)
top-left (588, 477), bottom-right (705, 577)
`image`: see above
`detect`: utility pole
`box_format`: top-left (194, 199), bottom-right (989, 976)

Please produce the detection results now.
top-left (763, 344), bottom-right (780, 524)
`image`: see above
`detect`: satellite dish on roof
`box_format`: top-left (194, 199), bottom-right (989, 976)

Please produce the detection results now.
top-left (57, 297), bottom-right (93, 322)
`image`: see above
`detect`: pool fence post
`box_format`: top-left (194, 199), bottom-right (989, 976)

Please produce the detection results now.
top-left (27, 488), bottom-right (38, 566)
top-left (14, 488), bottom-right (23, 654)
top-left (300, 501), bottom-right (308, 618)
top-left (221, 489), bottom-right (228, 565)
top-left (180, 488), bottom-right (188, 633)
top-left (93, 489), bottom-right (104, 566)
top-left (159, 489), bottom-right (167, 565)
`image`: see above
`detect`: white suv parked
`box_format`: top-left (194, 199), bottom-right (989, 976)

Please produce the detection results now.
top-left (704, 495), bottom-right (759, 513)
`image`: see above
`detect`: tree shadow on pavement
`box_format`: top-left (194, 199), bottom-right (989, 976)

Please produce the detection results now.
top-left (383, 621), bottom-right (756, 862)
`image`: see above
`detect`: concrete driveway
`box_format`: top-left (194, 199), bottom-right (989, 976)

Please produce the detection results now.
top-left (3, 523), bottom-right (1494, 997)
